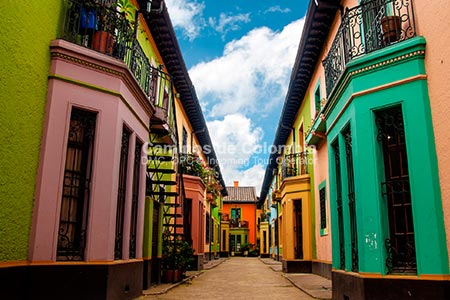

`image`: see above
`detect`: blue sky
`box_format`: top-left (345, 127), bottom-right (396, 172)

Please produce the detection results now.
top-left (164, 0), bottom-right (309, 193)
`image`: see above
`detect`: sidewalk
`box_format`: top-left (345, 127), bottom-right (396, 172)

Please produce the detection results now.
top-left (141, 257), bottom-right (228, 296)
top-left (259, 258), bottom-right (332, 300)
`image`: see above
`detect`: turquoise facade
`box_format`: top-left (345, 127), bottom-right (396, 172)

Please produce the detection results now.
top-left (327, 37), bottom-right (448, 275)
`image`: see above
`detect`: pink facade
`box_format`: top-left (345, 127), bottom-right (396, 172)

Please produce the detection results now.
top-left (414, 0), bottom-right (450, 262)
top-left (29, 40), bottom-right (153, 262)
top-left (313, 142), bottom-right (332, 263)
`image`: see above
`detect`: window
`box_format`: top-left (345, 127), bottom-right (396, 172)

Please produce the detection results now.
top-left (376, 105), bottom-right (415, 273)
top-left (129, 139), bottom-right (142, 259)
top-left (182, 127), bottom-right (188, 153)
top-left (298, 124), bottom-right (304, 152)
top-left (314, 82), bottom-right (321, 115)
top-left (230, 208), bottom-right (241, 227)
top-left (162, 90), bottom-right (169, 111)
top-left (332, 141), bottom-right (345, 270)
top-left (150, 67), bottom-right (159, 104)
top-left (206, 213), bottom-right (210, 244)
top-left (222, 229), bottom-right (226, 251)
top-left (57, 108), bottom-right (97, 261)
top-left (115, 126), bottom-right (131, 260)
top-left (343, 127), bottom-right (358, 272)
top-left (319, 182), bottom-right (327, 234)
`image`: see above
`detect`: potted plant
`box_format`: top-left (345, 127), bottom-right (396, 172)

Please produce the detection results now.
top-left (92, 2), bottom-right (116, 54)
top-left (241, 243), bottom-right (250, 257)
top-left (162, 231), bottom-right (194, 283)
top-left (380, 2), bottom-right (402, 44)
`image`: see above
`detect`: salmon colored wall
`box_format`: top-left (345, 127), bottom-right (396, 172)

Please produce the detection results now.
top-left (313, 141), bottom-right (332, 262)
top-left (183, 175), bottom-right (206, 255)
top-left (302, 0), bottom-right (349, 264)
top-left (414, 1), bottom-right (450, 262)
top-left (222, 203), bottom-right (257, 245)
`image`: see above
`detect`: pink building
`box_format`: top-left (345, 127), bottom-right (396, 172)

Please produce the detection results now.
top-left (29, 39), bottom-right (153, 299)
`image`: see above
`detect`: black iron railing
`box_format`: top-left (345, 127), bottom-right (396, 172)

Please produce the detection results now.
top-left (62, 0), bottom-right (173, 115)
top-left (333, 142), bottom-right (346, 270)
top-left (281, 151), bottom-right (309, 181)
top-left (383, 177), bottom-right (416, 273)
top-left (230, 220), bottom-right (249, 228)
top-left (323, 0), bottom-right (416, 96)
top-left (344, 128), bottom-right (358, 272)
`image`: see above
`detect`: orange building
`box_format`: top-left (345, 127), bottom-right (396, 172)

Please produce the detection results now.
top-left (221, 182), bottom-right (258, 255)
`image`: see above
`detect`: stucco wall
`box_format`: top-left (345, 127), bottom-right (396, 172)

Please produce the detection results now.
top-left (414, 0), bottom-right (450, 264)
top-left (223, 203), bottom-right (257, 245)
top-left (0, 0), bottom-right (62, 261)
top-left (29, 40), bottom-right (151, 261)
top-left (313, 141), bottom-right (332, 263)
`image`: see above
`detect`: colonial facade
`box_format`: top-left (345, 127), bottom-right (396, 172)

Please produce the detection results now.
top-left (221, 182), bottom-right (258, 256)
top-left (0, 0), bottom-right (226, 299)
top-left (261, 0), bottom-right (449, 299)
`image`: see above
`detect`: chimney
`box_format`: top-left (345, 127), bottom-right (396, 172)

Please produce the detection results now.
top-left (234, 181), bottom-right (239, 187)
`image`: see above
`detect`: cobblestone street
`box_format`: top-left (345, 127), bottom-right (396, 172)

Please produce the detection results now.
top-left (138, 257), bottom-right (317, 300)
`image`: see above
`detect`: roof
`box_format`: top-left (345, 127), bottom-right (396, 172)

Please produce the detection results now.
top-left (223, 187), bottom-right (258, 203)
top-left (140, 0), bottom-right (227, 195)
top-left (259, 0), bottom-right (342, 203)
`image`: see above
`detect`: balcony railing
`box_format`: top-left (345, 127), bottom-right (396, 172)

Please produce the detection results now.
top-left (230, 219), bottom-right (249, 229)
top-left (323, 0), bottom-right (416, 96)
top-left (281, 151), bottom-right (309, 181)
top-left (61, 0), bottom-right (173, 114)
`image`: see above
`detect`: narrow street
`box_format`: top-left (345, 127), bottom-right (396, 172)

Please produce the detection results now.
top-left (139, 257), bottom-right (315, 300)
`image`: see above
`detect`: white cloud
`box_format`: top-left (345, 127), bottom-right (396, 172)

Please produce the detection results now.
top-left (164, 0), bottom-right (205, 41)
top-left (264, 6), bottom-right (291, 14)
top-left (189, 18), bottom-right (305, 117)
top-left (208, 13), bottom-right (251, 40)
top-left (207, 114), bottom-right (265, 193)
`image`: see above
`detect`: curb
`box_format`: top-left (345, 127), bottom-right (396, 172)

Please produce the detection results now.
top-left (282, 274), bottom-right (330, 300)
top-left (142, 258), bottom-right (228, 296)
top-left (143, 271), bottom-right (204, 296)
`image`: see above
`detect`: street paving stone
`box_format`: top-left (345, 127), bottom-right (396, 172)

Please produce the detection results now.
top-left (138, 257), bottom-right (316, 300)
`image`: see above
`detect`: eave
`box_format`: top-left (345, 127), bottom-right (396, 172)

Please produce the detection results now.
top-left (259, 0), bottom-right (341, 203)
top-left (139, 0), bottom-right (228, 195)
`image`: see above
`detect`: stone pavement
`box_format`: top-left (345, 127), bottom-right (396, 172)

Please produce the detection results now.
top-left (136, 257), bottom-right (331, 300)
top-left (137, 257), bottom-right (316, 299)
top-left (141, 258), bottom-right (227, 296)
top-left (259, 258), bottom-right (332, 300)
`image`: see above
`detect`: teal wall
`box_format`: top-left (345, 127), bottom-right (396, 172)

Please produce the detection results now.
top-left (327, 37), bottom-right (448, 275)
top-left (0, 0), bottom-right (63, 261)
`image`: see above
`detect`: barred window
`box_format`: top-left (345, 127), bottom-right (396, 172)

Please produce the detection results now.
top-left (319, 186), bottom-right (327, 230)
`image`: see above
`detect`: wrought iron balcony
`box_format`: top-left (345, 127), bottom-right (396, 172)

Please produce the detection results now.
top-left (323, 0), bottom-right (416, 96)
top-left (61, 0), bottom-right (173, 113)
top-left (230, 219), bottom-right (249, 229)
top-left (281, 151), bottom-right (309, 181)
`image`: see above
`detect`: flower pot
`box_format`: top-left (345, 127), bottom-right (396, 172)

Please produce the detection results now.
top-left (163, 269), bottom-right (181, 283)
top-left (93, 31), bottom-right (114, 54)
top-left (381, 16), bottom-right (401, 44)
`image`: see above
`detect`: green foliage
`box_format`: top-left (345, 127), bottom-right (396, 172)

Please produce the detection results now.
top-left (162, 231), bottom-right (194, 271)
top-left (116, 0), bottom-right (136, 20)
